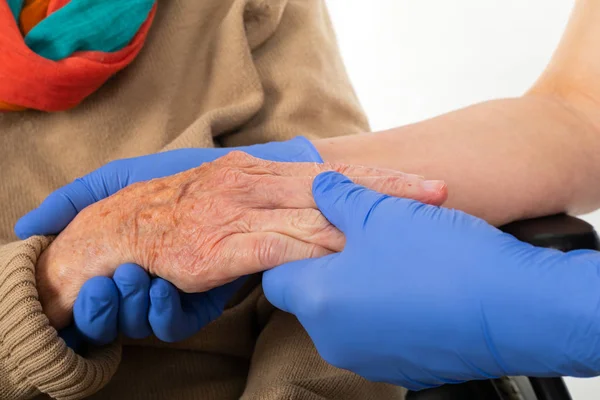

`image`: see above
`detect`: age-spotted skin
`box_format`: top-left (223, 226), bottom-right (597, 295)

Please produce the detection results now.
top-left (36, 151), bottom-right (447, 328)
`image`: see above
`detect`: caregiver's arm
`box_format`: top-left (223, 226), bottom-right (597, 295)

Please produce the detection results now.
top-left (313, 0), bottom-right (600, 226)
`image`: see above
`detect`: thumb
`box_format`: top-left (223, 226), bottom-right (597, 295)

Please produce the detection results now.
top-left (312, 171), bottom-right (391, 233)
top-left (263, 254), bottom-right (338, 314)
top-left (15, 178), bottom-right (99, 239)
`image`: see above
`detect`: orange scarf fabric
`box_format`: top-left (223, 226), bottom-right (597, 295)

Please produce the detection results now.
top-left (0, 0), bottom-right (156, 112)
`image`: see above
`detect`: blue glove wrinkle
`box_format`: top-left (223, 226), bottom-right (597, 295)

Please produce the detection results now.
top-left (311, 172), bottom-right (356, 230)
top-left (74, 176), bottom-right (103, 203)
top-left (265, 171), bottom-right (600, 389)
top-left (454, 350), bottom-right (499, 381)
top-left (73, 276), bottom-right (119, 346)
top-left (95, 165), bottom-right (121, 199)
top-left (479, 305), bottom-right (510, 377)
top-left (313, 171), bottom-right (393, 234)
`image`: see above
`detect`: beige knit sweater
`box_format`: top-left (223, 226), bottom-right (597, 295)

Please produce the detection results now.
top-left (0, 1), bottom-right (406, 399)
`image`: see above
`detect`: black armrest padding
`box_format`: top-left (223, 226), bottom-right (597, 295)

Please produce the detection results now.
top-left (405, 380), bottom-right (504, 400)
top-left (500, 214), bottom-right (600, 251)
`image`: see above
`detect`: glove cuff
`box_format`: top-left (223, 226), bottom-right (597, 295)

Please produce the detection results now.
top-left (291, 136), bottom-right (324, 163)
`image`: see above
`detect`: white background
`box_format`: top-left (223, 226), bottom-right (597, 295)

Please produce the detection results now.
top-left (325, 1), bottom-right (600, 398)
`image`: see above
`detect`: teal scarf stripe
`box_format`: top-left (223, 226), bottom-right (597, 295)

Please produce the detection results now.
top-left (7, 0), bottom-right (23, 20)
top-left (6, 0), bottom-right (155, 61)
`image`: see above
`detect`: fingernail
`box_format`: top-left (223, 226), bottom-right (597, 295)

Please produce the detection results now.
top-left (421, 180), bottom-right (446, 192)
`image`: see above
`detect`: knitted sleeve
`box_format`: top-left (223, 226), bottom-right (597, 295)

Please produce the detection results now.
top-left (0, 237), bottom-right (120, 400)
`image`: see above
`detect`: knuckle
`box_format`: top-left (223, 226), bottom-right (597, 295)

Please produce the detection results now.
top-left (284, 209), bottom-right (311, 230)
top-left (237, 210), bottom-right (255, 232)
top-left (218, 167), bottom-right (243, 185)
top-left (219, 150), bottom-right (257, 165)
top-left (255, 234), bottom-right (285, 268)
top-left (227, 150), bottom-right (252, 160)
top-left (218, 167), bottom-right (248, 187)
top-left (304, 209), bottom-right (331, 231)
top-left (315, 162), bottom-right (336, 174)
top-left (293, 209), bottom-right (336, 238)
top-left (259, 159), bottom-right (277, 170)
top-left (380, 176), bottom-right (409, 195)
top-left (173, 238), bottom-right (226, 292)
top-left (302, 162), bottom-right (323, 174)
top-left (330, 163), bottom-right (351, 175)
top-left (243, 172), bottom-right (270, 189)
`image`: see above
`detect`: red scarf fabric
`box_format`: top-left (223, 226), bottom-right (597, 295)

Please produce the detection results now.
top-left (0, 0), bottom-right (157, 112)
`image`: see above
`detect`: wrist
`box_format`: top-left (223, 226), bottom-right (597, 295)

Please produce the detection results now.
top-left (36, 246), bottom-right (75, 329)
top-left (36, 221), bottom-right (122, 329)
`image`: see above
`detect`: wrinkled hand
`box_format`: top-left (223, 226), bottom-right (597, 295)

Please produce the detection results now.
top-left (16, 137), bottom-right (323, 239)
top-left (264, 172), bottom-right (600, 390)
top-left (36, 153), bottom-right (447, 329)
top-left (17, 137), bottom-right (325, 342)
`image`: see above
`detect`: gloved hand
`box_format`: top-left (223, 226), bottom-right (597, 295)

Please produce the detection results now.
top-left (263, 172), bottom-right (600, 390)
top-left (71, 263), bottom-right (246, 344)
top-left (16, 137), bottom-right (323, 344)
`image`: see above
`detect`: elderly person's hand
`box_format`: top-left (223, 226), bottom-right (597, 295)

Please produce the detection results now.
top-left (17, 138), bottom-right (447, 342)
top-left (31, 152), bottom-right (447, 329)
top-left (17, 137), bottom-right (328, 341)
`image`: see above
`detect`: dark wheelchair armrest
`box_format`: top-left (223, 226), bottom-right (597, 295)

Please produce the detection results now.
top-left (500, 213), bottom-right (600, 252)
top-left (407, 214), bottom-right (600, 400)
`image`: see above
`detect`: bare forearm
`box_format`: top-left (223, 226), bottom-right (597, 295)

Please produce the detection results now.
top-left (313, 94), bottom-right (600, 225)
top-left (315, 0), bottom-right (600, 226)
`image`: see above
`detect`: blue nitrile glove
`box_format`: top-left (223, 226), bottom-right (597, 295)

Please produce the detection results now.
top-left (16, 137), bottom-right (323, 345)
top-left (263, 172), bottom-right (600, 391)
top-left (71, 263), bottom-right (247, 344)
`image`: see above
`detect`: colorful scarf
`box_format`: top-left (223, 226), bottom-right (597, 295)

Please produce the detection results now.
top-left (0, 0), bottom-right (157, 112)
